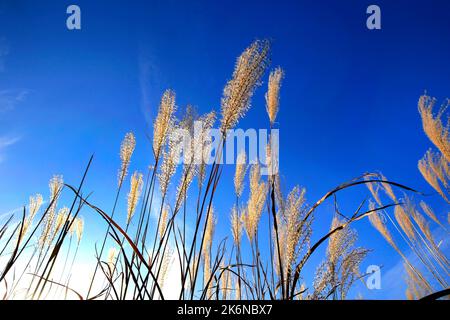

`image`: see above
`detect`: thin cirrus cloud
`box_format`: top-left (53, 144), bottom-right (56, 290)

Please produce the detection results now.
top-left (0, 89), bottom-right (29, 112)
top-left (139, 51), bottom-right (164, 126)
top-left (0, 135), bottom-right (21, 164)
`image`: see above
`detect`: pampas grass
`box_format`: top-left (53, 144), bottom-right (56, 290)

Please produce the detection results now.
top-left (0, 40), bottom-right (448, 301)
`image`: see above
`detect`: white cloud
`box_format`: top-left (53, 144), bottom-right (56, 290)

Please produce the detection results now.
top-left (138, 51), bottom-right (163, 126)
top-left (0, 134), bottom-right (21, 164)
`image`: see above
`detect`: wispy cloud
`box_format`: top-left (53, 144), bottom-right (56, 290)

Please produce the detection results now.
top-left (138, 50), bottom-right (163, 126)
top-left (0, 89), bottom-right (29, 112)
top-left (0, 134), bottom-right (21, 163)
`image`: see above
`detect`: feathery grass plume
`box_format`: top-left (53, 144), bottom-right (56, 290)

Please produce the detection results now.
top-left (418, 94), bottom-right (450, 162)
top-left (440, 154), bottom-right (450, 177)
top-left (405, 197), bottom-right (449, 274)
top-left (49, 175), bottom-right (64, 200)
top-left (243, 164), bottom-right (267, 241)
top-left (158, 128), bottom-right (183, 196)
top-left (203, 249), bottom-right (212, 298)
top-left (327, 217), bottom-right (350, 265)
top-left (404, 196), bottom-right (435, 244)
top-left (203, 207), bottom-right (216, 256)
top-left (159, 205), bottom-right (169, 239)
top-left (394, 205), bottom-right (416, 241)
top-left (282, 186), bottom-right (309, 275)
top-left (405, 288), bottom-right (414, 300)
top-left (230, 205), bottom-right (243, 246)
top-left (312, 261), bottom-right (331, 299)
top-left (53, 207), bottom-right (69, 239)
top-left (368, 202), bottom-right (432, 291)
top-left (194, 111), bottom-right (216, 188)
top-left (29, 194), bottom-right (43, 221)
top-left (175, 165), bottom-right (196, 211)
top-left (418, 155), bottom-right (448, 202)
top-left (418, 149), bottom-right (449, 202)
top-left (266, 139), bottom-right (273, 177)
top-left (226, 271), bottom-right (232, 300)
top-left (175, 108), bottom-right (199, 208)
top-left (107, 247), bottom-right (118, 272)
top-left (68, 216), bottom-right (77, 236)
top-left (153, 89), bottom-right (176, 157)
top-left (411, 207), bottom-right (435, 246)
top-left (202, 208), bottom-right (216, 299)
top-left (265, 67), bottom-right (284, 126)
top-left (425, 149), bottom-right (448, 187)
top-left (220, 262), bottom-right (227, 299)
top-left (220, 40), bottom-right (270, 133)
top-left (127, 171), bottom-right (144, 224)
top-left (420, 201), bottom-right (444, 228)
top-left (234, 150), bottom-right (247, 198)
top-left (159, 248), bottom-right (174, 289)
top-left (75, 217), bottom-right (84, 244)
top-left (314, 216), bottom-right (368, 299)
top-left (39, 175), bottom-right (64, 248)
top-left (118, 132), bottom-right (136, 186)
top-left (379, 174), bottom-right (397, 202)
top-left (368, 201), bottom-right (398, 250)
top-left (19, 194), bottom-right (43, 243)
top-left (189, 253), bottom-right (199, 289)
top-left (365, 177), bottom-right (382, 206)
top-left (404, 262), bottom-right (430, 299)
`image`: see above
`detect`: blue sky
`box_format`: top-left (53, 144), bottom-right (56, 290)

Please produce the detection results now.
top-left (0, 0), bottom-right (449, 299)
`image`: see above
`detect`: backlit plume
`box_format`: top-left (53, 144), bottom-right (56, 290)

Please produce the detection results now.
top-left (119, 132), bottom-right (136, 186)
top-left (220, 40), bottom-right (270, 133)
top-left (265, 67), bottom-right (284, 126)
top-left (234, 151), bottom-right (247, 198)
top-left (127, 171), bottom-right (144, 224)
top-left (19, 194), bottom-right (43, 243)
top-left (230, 205), bottom-right (243, 246)
top-left (243, 164), bottom-right (267, 241)
top-left (153, 90), bottom-right (176, 158)
top-left (418, 94), bottom-right (450, 162)
top-left (39, 175), bottom-right (64, 248)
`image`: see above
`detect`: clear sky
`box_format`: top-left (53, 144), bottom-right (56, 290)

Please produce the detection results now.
top-left (0, 0), bottom-right (449, 299)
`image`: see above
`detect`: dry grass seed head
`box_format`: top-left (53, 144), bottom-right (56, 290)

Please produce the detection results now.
top-left (418, 94), bottom-right (450, 162)
top-left (394, 205), bottom-right (416, 241)
top-left (203, 207), bottom-right (216, 255)
top-left (118, 132), bottom-right (136, 186)
top-left (159, 205), bottom-right (169, 239)
top-left (153, 90), bottom-right (176, 157)
top-left (20, 194), bottom-right (43, 242)
top-left (230, 205), bottom-right (243, 246)
top-left (265, 67), bottom-right (284, 126)
top-left (368, 201), bottom-right (398, 251)
top-left (419, 201), bottom-right (442, 227)
top-left (379, 173), bottom-right (397, 202)
top-left (127, 171), bottom-right (144, 224)
top-left (220, 40), bottom-right (270, 132)
top-left (244, 164), bottom-right (267, 241)
top-left (418, 149), bottom-right (449, 202)
top-left (234, 150), bottom-right (247, 198)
